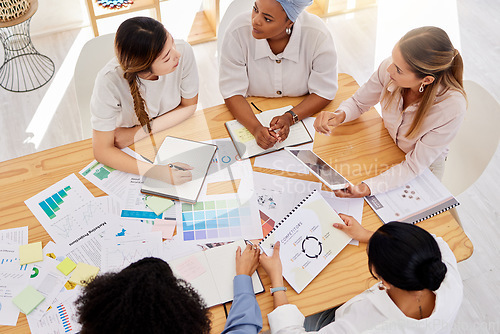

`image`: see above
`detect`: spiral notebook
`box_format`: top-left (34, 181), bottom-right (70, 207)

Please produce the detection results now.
top-left (258, 189), bottom-right (352, 293)
top-left (364, 168), bottom-right (459, 225)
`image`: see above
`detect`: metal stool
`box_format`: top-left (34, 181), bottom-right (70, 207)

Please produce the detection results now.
top-left (0, 0), bottom-right (54, 92)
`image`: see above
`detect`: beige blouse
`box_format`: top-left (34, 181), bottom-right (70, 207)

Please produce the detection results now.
top-left (339, 58), bottom-right (466, 195)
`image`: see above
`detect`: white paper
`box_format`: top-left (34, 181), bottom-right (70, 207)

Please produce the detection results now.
top-left (253, 117), bottom-right (316, 173)
top-left (27, 287), bottom-right (82, 334)
top-left (0, 226), bottom-right (28, 245)
top-left (321, 191), bottom-right (364, 246)
top-left (26, 258), bottom-right (68, 322)
top-left (79, 147), bottom-right (148, 204)
top-left (252, 172), bottom-right (322, 226)
top-left (101, 231), bottom-right (163, 273)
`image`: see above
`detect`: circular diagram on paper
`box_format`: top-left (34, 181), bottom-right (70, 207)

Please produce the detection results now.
top-left (301, 236), bottom-right (322, 259)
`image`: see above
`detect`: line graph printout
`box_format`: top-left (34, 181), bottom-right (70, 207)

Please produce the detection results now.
top-left (101, 232), bottom-right (163, 273)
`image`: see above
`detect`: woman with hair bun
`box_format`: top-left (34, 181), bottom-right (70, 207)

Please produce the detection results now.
top-left (91, 17), bottom-right (198, 185)
top-left (260, 215), bottom-right (463, 333)
top-left (314, 26), bottom-right (466, 197)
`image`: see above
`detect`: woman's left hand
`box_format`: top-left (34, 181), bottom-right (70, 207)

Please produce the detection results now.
top-left (235, 244), bottom-right (260, 276)
top-left (334, 182), bottom-right (371, 198)
top-left (269, 114), bottom-right (293, 142)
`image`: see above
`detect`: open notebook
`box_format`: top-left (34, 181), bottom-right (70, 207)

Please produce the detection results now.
top-left (365, 168), bottom-right (459, 224)
top-left (168, 240), bottom-right (264, 307)
top-left (225, 106), bottom-right (313, 159)
top-left (259, 189), bottom-right (351, 294)
top-left (141, 136), bottom-right (217, 203)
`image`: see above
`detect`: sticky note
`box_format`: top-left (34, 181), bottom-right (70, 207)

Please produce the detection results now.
top-left (57, 257), bottom-right (77, 276)
top-left (69, 262), bottom-right (99, 286)
top-left (152, 220), bottom-right (176, 239)
top-left (175, 255), bottom-right (206, 282)
top-left (144, 196), bottom-right (174, 215)
top-left (234, 127), bottom-right (255, 143)
top-left (12, 285), bottom-right (45, 315)
top-left (19, 241), bottom-right (43, 265)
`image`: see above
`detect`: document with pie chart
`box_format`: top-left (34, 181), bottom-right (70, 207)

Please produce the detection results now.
top-left (259, 189), bottom-right (352, 293)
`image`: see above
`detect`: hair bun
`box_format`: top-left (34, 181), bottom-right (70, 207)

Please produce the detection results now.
top-left (416, 258), bottom-right (447, 291)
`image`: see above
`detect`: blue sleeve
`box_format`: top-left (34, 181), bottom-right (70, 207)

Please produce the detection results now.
top-left (222, 275), bottom-right (263, 334)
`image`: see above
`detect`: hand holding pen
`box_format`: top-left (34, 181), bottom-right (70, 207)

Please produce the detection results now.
top-left (166, 162), bottom-right (193, 185)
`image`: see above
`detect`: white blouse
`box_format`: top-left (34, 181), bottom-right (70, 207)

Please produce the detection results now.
top-left (267, 237), bottom-right (463, 333)
top-left (90, 39), bottom-right (198, 132)
top-left (219, 11), bottom-right (338, 100)
top-left (338, 58), bottom-right (466, 195)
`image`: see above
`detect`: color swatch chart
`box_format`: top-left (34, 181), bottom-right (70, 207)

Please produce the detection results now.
top-left (38, 186), bottom-right (71, 219)
top-left (181, 199), bottom-right (251, 241)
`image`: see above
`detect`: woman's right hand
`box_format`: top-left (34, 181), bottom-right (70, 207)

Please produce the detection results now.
top-left (253, 125), bottom-right (278, 149)
top-left (314, 110), bottom-right (346, 135)
top-left (334, 214), bottom-right (374, 243)
top-left (260, 241), bottom-right (284, 286)
top-left (165, 162), bottom-right (193, 185)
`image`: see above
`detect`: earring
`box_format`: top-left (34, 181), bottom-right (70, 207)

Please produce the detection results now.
top-left (378, 281), bottom-right (387, 290)
top-left (285, 27), bottom-right (292, 35)
top-left (419, 83), bottom-right (425, 93)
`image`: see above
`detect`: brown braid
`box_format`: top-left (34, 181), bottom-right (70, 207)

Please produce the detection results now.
top-left (124, 72), bottom-right (151, 133)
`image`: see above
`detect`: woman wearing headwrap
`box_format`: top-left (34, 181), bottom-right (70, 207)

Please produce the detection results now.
top-left (219, 0), bottom-right (338, 149)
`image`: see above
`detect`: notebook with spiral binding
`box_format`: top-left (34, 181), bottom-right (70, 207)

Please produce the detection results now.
top-left (258, 189), bottom-right (352, 294)
top-left (365, 168), bottom-right (459, 225)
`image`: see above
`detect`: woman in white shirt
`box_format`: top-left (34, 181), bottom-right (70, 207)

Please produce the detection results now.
top-left (314, 27), bottom-right (466, 197)
top-left (219, 0), bottom-right (338, 149)
top-left (260, 215), bottom-right (463, 333)
top-left (91, 17), bottom-right (199, 185)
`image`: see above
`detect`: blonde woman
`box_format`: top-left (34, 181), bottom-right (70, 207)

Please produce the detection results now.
top-left (219, 0), bottom-right (338, 149)
top-left (314, 27), bottom-right (466, 197)
top-left (91, 17), bottom-right (199, 185)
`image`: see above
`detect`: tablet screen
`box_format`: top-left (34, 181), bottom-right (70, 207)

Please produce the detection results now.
top-left (288, 149), bottom-right (348, 188)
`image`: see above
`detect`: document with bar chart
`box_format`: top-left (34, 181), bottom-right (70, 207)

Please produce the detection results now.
top-left (24, 174), bottom-right (96, 244)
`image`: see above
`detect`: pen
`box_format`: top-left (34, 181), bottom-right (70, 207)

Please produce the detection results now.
top-left (250, 102), bottom-right (263, 113)
top-left (168, 163), bottom-right (186, 171)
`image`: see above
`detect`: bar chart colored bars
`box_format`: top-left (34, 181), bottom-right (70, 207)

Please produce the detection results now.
top-left (38, 186), bottom-right (71, 219)
top-left (57, 304), bottom-right (72, 333)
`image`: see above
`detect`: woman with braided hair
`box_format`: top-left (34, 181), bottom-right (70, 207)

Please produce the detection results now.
top-left (90, 17), bottom-right (198, 185)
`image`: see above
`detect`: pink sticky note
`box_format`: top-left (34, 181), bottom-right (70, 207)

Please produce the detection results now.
top-left (152, 220), bottom-right (176, 239)
top-left (175, 255), bottom-right (206, 282)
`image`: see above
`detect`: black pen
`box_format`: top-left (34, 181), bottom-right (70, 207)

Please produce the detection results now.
top-left (250, 102), bottom-right (263, 113)
top-left (168, 163), bottom-right (186, 171)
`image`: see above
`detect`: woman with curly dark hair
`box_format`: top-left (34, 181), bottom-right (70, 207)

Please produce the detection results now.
top-left (75, 257), bottom-right (211, 334)
top-left (76, 243), bottom-right (262, 333)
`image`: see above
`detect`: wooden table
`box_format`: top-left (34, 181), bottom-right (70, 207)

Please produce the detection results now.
top-left (0, 73), bottom-right (473, 333)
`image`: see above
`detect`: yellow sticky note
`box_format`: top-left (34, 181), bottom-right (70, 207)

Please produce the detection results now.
top-left (69, 262), bottom-right (99, 286)
top-left (144, 196), bottom-right (174, 216)
top-left (234, 127), bottom-right (255, 143)
top-left (19, 242), bottom-right (43, 265)
top-left (12, 285), bottom-right (45, 315)
top-left (57, 257), bottom-right (77, 276)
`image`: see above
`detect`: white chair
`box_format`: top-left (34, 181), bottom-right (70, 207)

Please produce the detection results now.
top-left (74, 33), bottom-right (116, 139)
top-left (442, 80), bottom-right (500, 196)
top-left (217, 0), bottom-right (254, 59)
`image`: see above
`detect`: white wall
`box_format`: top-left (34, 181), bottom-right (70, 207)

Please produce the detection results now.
top-left (31, 0), bottom-right (89, 36)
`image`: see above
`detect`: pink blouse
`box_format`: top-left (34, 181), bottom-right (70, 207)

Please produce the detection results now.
top-left (338, 58), bottom-right (466, 195)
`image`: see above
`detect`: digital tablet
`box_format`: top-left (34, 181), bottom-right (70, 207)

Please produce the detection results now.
top-left (285, 148), bottom-right (350, 190)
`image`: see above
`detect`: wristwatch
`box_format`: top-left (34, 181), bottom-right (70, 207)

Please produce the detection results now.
top-left (284, 110), bottom-right (299, 125)
top-left (270, 286), bottom-right (287, 294)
